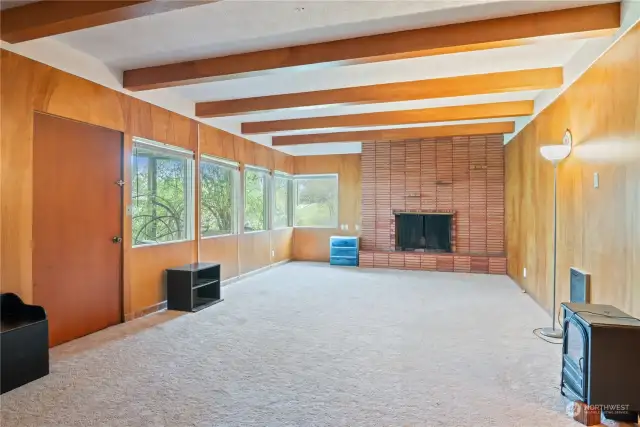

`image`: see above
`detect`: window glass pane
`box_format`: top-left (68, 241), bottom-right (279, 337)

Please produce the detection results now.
top-left (132, 145), bottom-right (193, 246)
top-left (200, 160), bottom-right (235, 237)
top-left (244, 169), bottom-right (267, 231)
top-left (294, 176), bottom-right (338, 227)
top-left (274, 175), bottom-right (290, 228)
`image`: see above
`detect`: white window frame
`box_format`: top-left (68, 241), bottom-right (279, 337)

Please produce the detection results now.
top-left (243, 165), bottom-right (271, 233)
top-left (131, 137), bottom-right (195, 247)
top-left (292, 173), bottom-right (339, 229)
top-left (273, 171), bottom-right (293, 229)
top-left (199, 155), bottom-right (239, 239)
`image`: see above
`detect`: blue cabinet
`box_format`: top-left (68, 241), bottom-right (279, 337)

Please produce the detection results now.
top-left (330, 236), bottom-right (358, 266)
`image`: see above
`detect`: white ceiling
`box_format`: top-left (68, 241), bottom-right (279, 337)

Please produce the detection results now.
top-left (53, 0), bottom-right (605, 70)
top-left (4, 0), bottom-right (638, 155)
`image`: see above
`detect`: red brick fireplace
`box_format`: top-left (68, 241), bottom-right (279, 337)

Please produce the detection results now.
top-left (359, 135), bottom-right (506, 274)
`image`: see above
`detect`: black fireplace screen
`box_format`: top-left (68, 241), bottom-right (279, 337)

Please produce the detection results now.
top-left (395, 213), bottom-right (452, 252)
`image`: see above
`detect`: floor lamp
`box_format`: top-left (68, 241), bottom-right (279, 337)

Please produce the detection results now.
top-left (538, 140), bottom-right (571, 339)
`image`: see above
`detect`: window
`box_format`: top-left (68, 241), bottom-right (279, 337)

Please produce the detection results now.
top-left (244, 166), bottom-right (269, 232)
top-left (273, 172), bottom-right (292, 228)
top-left (132, 138), bottom-right (194, 246)
top-left (294, 174), bottom-right (338, 227)
top-left (200, 156), bottom-right (238, 237)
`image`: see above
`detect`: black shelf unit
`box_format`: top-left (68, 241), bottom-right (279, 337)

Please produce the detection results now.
top-left (166, 263), bottom-right (223, 312)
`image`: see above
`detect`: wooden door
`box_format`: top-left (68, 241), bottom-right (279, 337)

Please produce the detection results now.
top-left (33, 113), bottom-right (123, 347)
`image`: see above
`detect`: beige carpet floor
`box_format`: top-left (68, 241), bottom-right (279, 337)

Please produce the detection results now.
top-left (0, 262), bottom-right (631, 426)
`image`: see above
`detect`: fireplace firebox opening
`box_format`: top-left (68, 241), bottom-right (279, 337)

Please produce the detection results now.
top-left (395, 213), bottom-right (452, 253)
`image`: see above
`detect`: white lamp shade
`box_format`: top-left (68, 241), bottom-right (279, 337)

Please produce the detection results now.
top-left (540, 144), bottom-right (571, 164)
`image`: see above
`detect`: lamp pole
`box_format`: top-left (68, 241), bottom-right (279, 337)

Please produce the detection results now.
top-left (552, 164), bottom-right (559, 331)
top-left (538, 134), bottom-right (571, 339)
top-left (540, 162), bottom-right (562, 338)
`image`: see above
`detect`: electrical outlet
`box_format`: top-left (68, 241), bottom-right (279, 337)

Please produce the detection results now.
top-left (594, 172), bottom-right (599, 189)
top-left (271, 250), bottom-right (275, 257)
top-left (523, 267), bottom-right (527, 278)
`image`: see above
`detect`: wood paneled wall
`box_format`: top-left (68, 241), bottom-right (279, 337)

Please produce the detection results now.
top-left (292, 154), bottom-right (361, 261)
top-left (0, 50), bottom-right (293, 319)
top-left (271, 228), bottom-right (293, 263)
top-left (505, 22), bottom-right (640, 319)
top-left (199, 124), bottom-right (293, 172)
top-left (200, 235), bottom-right (239, 280)
top-left (360, 138), bottom-right (505, 255)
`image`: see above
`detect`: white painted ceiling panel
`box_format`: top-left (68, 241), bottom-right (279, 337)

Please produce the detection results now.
top-left (278, 142), bottom-right (363, 156)
top-left (244, 116), bottom-right (532, 137)
top-left (51, 0), bottom-right (608, 70)
top-left (172, 40), bottom-right (586, 101)
top-left (54, 0), bottom-right (503, 69)
top-left (225, 90), bottom-right (542, 125)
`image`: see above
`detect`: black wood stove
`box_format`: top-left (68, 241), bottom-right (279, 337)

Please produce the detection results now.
top-left (561, 303), bottom-right (640, 422)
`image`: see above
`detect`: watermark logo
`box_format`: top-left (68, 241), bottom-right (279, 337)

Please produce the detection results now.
top-left (567, 402), bottom-right (631, 417)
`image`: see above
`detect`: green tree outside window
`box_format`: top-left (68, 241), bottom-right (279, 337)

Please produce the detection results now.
top-left (201, 160), bottom-right (235, 236)
top-left (132, 144), bottom-right (193, 246)
top-left (244, 168), bottom-right (268, 231)
top-left (294, 176), bottom-right (338, 227)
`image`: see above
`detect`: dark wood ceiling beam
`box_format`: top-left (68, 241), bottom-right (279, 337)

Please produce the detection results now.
top-left (1, 1), bottom-right (215, 43)
top-left (195, 68), bottom-right (562, 117)
top-left (271, 122), bottom-right (516, 146)
top-left (123, 3), bottom-right (619, 91)
top-left (242, 100), bottom-right (533, 135)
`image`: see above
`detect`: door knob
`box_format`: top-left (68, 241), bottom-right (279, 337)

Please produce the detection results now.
top-left (112, 236), bottom-right (123, 243)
